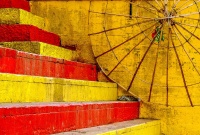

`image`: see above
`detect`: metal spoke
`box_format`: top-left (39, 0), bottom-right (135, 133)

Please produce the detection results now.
top-left (171, 25), bottom-right (193, 107)
top-left (95, 22), bottom-right (158, 59)
top-left (127, 24), bottom-right (164, 91)
top-left (166, 27), bottom-right (170, 107)
top-left (103, 1), bottom-right (118, 60)
top-left (130, 3), bottom-right (162, 17)
top-left (174, 21), bottom-right (200, 40)
top-left (175, 0), bottom-right (190, 11)
top-left (173, 21), bottom-right (200, 29)
top-left (107, 28), bottom-right (154, 76)
top-left (175, 16), bottom-right (200, 21)
top-left (174, 24), bottom-right (200, 76)
top-left (155, 0), bottom-right (164, 10)
top-left (172, 0), bottom-right (181, 9)
top-left (145, 1), bottom-right (163, 13)
top-left (160, 0), bottom-right (165, 7)
top-left (89, 10), bottom-right (155, 19)
top-left (176, 0), bottom-right (200, 12)
top-left (130, 2), bottom-right (157, 11)
top-left (176, 11), bottom-right (200, 18)
top-left (148, 24), bottom-right (164, 102)
top-left (88, 19), bottom-right (155, 36)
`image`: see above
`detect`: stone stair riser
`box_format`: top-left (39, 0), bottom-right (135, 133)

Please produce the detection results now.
top-left (0, 73), bottom-right (117, 102)
top-left (0, 41), bottom-right (75, 60)
top-left (0, 8), bottom-right (45, 29)
top-left (0, 0), bottom-right (30, 11)
top-left (0, 25), bottom-right (60, 46)
top-left (0, 47), bottom-right (97, 81)
top-left (0, 102), bottom-right (140, 134)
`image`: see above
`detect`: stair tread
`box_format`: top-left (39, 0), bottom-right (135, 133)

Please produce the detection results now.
top-left (0, 8), bottom-right (45, 29)
top-left (0, 25), bottom-right (60, 46)
top-left (0, 73), bottom-right (117, 103)
top-left (53, 119), bottom-right (160, 135)
top-left (0, 41), bottom-right (76, 60)
top-left (0, 101), bottom-right (138, 108)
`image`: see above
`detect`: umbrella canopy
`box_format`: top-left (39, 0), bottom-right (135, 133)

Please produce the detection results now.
top-left (89, 0), bottom-right (200, 107)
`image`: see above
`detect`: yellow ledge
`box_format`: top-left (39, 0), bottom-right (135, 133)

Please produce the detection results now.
top-left (99, 120), bottom-right (161, 135)
top-left (0, 41), bottom-right (76, 60)
top-left (59, 119), bottom-right (161, 135)
top-left (0, 73), bottom-right (117, 103)
top-left (0, 8), bottom-right (45, 29)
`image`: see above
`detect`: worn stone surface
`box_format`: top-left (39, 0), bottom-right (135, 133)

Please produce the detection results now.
top-left (0, 0), bottom-right (30, 11)
top-left (0, 8), bottom-right (45, 29)
top-left (0, 41), bottom-right (76, 60)
top-left (0, 73), bottom-right (117, 102)
top-left (140, 102), bottom-right (200, 135)
top-left (53, 119), bottom-right (160, 135)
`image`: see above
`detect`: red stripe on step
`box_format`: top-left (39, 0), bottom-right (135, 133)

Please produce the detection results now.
top-left (0, 102), bottom-right (140, 134)
top-left (0, 25), bottom-right (61, 46)
top-left (0, 0), bottom-right (30, 11)
top-left (0, 47), bottom-right (97, 81)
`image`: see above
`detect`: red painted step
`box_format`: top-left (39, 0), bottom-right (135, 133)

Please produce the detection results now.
top-left (0, 0), bottom-right (30, 11)
top-left (0, 47), bottom-right (97, 81)
top-left (0, 102), bottom-right (140, 134)
top-left (0, 25), bottom-right (61, 46)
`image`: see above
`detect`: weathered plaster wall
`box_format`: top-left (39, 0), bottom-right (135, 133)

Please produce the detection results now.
top-left (30, 1), bottom-right (95, 64)
top-left (140, 102), bottom-right (200, 135)
top-left (29, 1), bottom-right (200, 135)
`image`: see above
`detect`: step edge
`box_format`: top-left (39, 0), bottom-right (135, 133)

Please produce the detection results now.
top-left (0, 8), bottom-right (45, 29)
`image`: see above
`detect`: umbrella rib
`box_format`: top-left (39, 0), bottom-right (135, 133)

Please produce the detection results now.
top-left (174, 24), bottom-right (200, 76)
top-left (176, 0), bottom-right (199, 13)
top-left (166, 27), bottom-right (171, 107)
top-left (95, 22), bottom-right (158, 59)
top-left (127, 24), bottom-right (164, 92)
top-left (89, 10), bottom-right (154, 19)
top-left (171, 25), bottom-right (193, 107)
top-left (174, 21), bottom-right (200, 29)
top-left (145, 0), bottom-right (162, 13)
top-left (175, 0), bottom-right (190, 11)
top-left (107, 29), bottom-right (153, 76)
top-left (148, 22), bottom-right (165, 102)
top-left (174, 21), bottom-right (200, 40)
top-left (89, 19), bottom-right (155, 36)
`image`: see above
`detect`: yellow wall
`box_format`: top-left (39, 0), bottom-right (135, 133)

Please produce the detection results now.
top-left (30, 1), bottom-right (96, 64)
top-left (29, 1), bottom-right (200, 135)
top-left (140, 102), bottom-right (200, 135)
top-left (0, 73), bottom-right (117, 102)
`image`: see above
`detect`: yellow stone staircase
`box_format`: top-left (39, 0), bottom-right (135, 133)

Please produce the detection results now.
top-left (0, 0), bottom-right (161, 134)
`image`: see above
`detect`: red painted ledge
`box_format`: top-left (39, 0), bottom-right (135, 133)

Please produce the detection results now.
top-left (0, 47), bottom-right (97, 81)
top-left (0, 25), bottom-right (61, 46)
top-left (0, 0), bottom-right (30, 12)
top-left (0, 102), bottom-right (140, 134)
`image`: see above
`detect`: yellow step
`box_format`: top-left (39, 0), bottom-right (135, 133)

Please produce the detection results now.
top-left (53, 119), bottom-right (161, 135)
top-left (0, 73), bottom-right (117, 103)
top-left (0, 41), bottom-right (76, 60)
top-left (0, 8), bottom-right (45, 29)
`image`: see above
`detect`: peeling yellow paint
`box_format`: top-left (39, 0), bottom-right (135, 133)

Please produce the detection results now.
top-left (0, 8), bottom-right (45, 29)
top-left (0, 41), bottom-right (76, 60)
top-left (30, 1), bottom-right (96, 63)
top-left (0, 73), bottom-right (117, 102)
top-left (28, 1), bottom-right (200, 134)
top-left (140, 102), bottom-right (200, 135)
